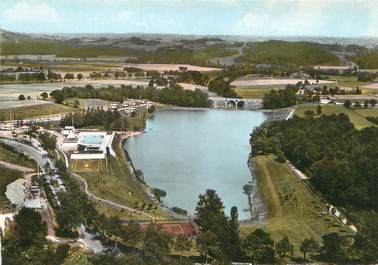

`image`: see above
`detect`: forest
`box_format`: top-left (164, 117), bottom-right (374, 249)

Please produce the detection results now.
top-left (250, 114), bottom-right (378, 211)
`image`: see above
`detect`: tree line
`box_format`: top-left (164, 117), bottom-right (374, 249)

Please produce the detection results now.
top-left (50, 84), bottom-right (208, 108)
top-left (263, 85), bottom-right (298, 109)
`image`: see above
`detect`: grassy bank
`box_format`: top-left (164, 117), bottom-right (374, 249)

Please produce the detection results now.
top-left (294, 104), bottom-right (375, 129)
top-left (79, 133), bottom-right (169, 221)
top-left (0, 103), bottom-right (75, 121)
top-left (0, 142), bottom-right (37, 169)
top-left (241, 155), bottom-right (347, 252)
top-left (0, 167), bottom-right (23, 210)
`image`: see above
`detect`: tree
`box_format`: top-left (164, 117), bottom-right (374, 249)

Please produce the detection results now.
top-left (354, 101), bottom-right (362, 109)
top-left (369, 99), bottom-right (377, 108)
top-left (40, 92), bottom-right (48, 100)
top-left (300, 238), bottom-right (320, 260)
top-left (52, 244), bottom-right (70, 265)
top-left (228, 206), bottom-right (242, 260)
top-left (276, 236), bottom-right (293, 260)
top-left (197, 231), bottom-right (221, 264)
top-left (173, 236), bottom-right (193, 263)
top-left (121, 221), bottom-right (143, 249)
top-left (18, 94), bottom-right (26, 100)
top-left (77, 73), bottom-right (83, 80)
top-left (344, 100), bottom-right (352, 108)
top-left (364, 100), bottom-right (369, 109)
top-left (242, 229), bottom-right (275, 263)
top-left (143, 224), bottom-right (171, 260)
top-left (153, 188), bottom-right (167, 202)
top-left (14, 207), bottom-right (47, 247)
top-left (317, 105), bottom-right (322, 114)
top-left (64, 73), bottom-right (74, 79)
top-left (51, 90), bottom-right (65, 104)
top-left (195, 189), bottom-right (232, 263)
top-left (321, 232), bottom-right (353, 262)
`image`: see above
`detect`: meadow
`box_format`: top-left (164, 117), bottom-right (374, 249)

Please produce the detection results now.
top-left (294, 104), bottom-right (376, 130)
top-left (241, 155), bottom-right (349, 254)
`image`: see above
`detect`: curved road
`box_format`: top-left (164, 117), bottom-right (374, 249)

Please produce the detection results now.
top-left (71, 172), bottom-right (155, 220)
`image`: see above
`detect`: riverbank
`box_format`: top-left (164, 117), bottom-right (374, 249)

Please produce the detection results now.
top-left (240, 155), bottom-right (346, 252)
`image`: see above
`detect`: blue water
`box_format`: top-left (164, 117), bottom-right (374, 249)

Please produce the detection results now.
top-left (124, 109), bottom-right (266, 220)
top-left (82, 135), bottom-right (103, 145)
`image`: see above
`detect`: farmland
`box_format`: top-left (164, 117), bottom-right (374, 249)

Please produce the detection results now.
top-left (0, 103), bottom-right (75, 121)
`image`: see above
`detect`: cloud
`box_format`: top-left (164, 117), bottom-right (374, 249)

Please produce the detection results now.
top-left (3, 2), bottom-right (63, 23)
top-left (236, 1), bottom-right (330, 36)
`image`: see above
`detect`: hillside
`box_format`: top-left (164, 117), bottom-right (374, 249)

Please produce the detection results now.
top-left (352, 51), bottom-right (378, 69)
top-left (239, 40), bottom-right (341, 66)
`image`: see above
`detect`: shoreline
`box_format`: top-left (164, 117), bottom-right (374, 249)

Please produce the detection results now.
top-left (120, 108), bottom-right (280, 223)
top-left (119, 131), bottom-right (189, 221)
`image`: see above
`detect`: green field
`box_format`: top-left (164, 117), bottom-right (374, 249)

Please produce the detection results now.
top-left (241, 155), bottom-right (347, 253)
top-left (352, 51), bottom-right (378, 69)
top-left (294, 104), bottom-right (376, 129)
top-left (325, 75), bottom-right (372, 90)
top-left (0, 103), bottom-right (76, 121)
top-left (234, 87), bottom-right (280, 99)
top-left (354, 108), bottom-right (378, 117)
top-left (240, 41), bottom-right (341, 66)
top-left (0, 142), bottom-right (37, 169)
top-left (0, 167), bottom-right (23, 210)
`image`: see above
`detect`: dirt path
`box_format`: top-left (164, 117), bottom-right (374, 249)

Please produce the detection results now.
top-left (0, 160), bottom-right (34, 173)
top-left (257, 157), bottom-right (282, 219)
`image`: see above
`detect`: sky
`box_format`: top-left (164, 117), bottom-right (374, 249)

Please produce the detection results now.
top-left (0, 0), bottom-right (378, 37)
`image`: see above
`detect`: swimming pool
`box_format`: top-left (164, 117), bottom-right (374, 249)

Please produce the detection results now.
top-left (81, 135), bottom-right (103, 145)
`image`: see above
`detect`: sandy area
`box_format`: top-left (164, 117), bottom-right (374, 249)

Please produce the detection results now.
top-left (231, 78), bottom-right (336, 88)
top-left (178, 83), bottom-right (208, 91)
top-left (124, 63), bottom-right (221, 72)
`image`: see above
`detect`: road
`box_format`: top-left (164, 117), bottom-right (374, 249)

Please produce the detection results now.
top-left (0, 137), bottom-right (108, 253)
top-left (0, 139), bottom-right (52, 172)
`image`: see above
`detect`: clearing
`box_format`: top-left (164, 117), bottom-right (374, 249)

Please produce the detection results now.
top-left (294, 104), bottom-right (376, 129)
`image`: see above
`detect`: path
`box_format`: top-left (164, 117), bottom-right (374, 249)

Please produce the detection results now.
top-left (0, 160), bottom-right (34, 173)
top-left (71, 172), bottom-right (154, 220)
top-left (256, 157), bottom-right (282, 219)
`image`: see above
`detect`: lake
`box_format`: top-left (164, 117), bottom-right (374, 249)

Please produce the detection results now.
top-left (124, 108), bottom-right (266, 220)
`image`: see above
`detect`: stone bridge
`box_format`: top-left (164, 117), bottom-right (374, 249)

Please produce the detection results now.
top-left (208, 97), bottom-right (263, 110)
